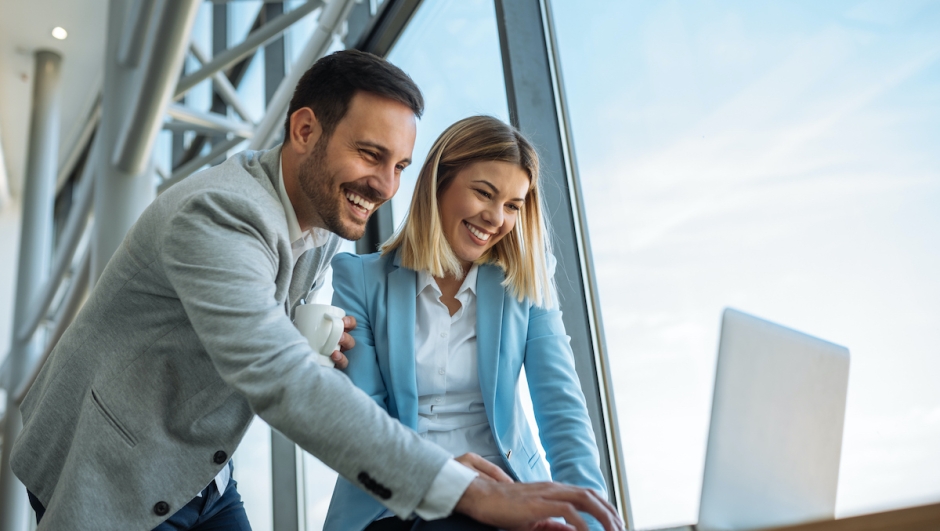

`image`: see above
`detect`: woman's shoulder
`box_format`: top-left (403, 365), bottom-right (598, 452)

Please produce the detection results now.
top-left (331, 250), bottom-right (394, 276)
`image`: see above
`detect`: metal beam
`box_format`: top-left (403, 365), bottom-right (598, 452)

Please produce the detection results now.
top-left (174, 1), bottom-right (323, 99)
top-left (0, 48), bottom-right (63, 531)
top-left (493, 0), bottom-right (633, 527)
top-left (248, 0), bottom-right (358, 151)
top-left (118, 0), bottom-right (158, 68)
top-left (175, 5), bottom-right (264, 171)
top-left (165, 104), bottom-right (255, 138)
top-left (346, 0), bottom-right (423, 57)
top-left (112, 0), bottom-right (202, 175)
top-left (190, 42), bottom-right (256, 123)
top-left (16, 146), bottom-right (96, 344)
top-left (15, 248), bottom-right (92, 404)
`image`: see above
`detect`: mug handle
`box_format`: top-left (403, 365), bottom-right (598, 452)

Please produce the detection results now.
top-left (319, 313), bottom-right (344, 356)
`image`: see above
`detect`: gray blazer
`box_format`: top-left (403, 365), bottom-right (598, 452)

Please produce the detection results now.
top-left (11, 147), bottom-right (452, 530)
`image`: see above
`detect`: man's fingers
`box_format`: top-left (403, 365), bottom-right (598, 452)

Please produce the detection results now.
top-left (454, 453), bottom-right (514, 483)
top-left (330, 350), bottom-right (348, 370)
top-left (338, 331), bottom-right (355, 351)
top-left (540, 500), bottom-right (587, 531)
top-left (342, 315), bottom-right (356, 331)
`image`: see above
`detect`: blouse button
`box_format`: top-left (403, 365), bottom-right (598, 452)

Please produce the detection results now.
top-left (438, 368), bottom-right (445, 375)
top-left (440, 332), bottom-right (448, 338)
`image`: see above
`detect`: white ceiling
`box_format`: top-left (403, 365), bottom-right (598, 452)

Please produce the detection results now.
top-left (0, 0), bottom-right (107, 198)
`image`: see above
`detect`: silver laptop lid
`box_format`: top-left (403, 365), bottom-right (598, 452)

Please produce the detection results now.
top-left (697, 308), bottom-right (850, 531)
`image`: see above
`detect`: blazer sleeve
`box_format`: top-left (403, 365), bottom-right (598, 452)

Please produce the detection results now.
top-left (160, 191), bottom-right (449, 517)
top-left (524, 301), bottom-right (609, 529)
top-left (330, 253), bottom-right (390, 411)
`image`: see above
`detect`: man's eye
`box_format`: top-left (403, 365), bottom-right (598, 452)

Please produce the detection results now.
top-left (361, 150), bottom-right (378, 160)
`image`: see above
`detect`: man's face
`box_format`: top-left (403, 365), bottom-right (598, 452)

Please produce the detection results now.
top-left (296, 92), bottom-right (416, 241)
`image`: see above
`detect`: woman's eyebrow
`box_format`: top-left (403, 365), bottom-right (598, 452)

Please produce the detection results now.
top-left (474, 179), bottom-right (524, 202)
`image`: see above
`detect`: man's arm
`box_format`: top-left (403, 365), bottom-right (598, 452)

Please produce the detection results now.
top-left (161, 191), bottom-right (451, 517)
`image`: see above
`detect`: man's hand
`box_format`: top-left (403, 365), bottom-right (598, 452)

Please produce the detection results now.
top-left (454, 478), bottom-right (624, 531)
top-left (455, 453), bottom-right (514, 483)
top-left (329, 315), bottom-right (356, 369)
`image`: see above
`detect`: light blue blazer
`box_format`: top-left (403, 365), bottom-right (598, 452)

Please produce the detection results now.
top-left (323, 250), bottom-right (607, 531)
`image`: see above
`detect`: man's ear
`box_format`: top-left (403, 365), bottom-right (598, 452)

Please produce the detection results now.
top-left (287, 107), bottom-right (322, 154)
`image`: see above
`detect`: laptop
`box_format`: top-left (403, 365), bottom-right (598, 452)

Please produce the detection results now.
top-left (695, 308), bottom-right (850, 530)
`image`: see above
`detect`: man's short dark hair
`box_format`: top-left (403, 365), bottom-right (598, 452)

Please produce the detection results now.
top-left (283, 50), bottom-right (424, 143)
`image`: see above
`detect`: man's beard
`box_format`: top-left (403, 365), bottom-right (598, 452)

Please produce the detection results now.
top-left (297, 139), bottom-right (379, 241)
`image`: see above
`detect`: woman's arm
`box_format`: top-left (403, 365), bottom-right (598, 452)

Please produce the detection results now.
top-left (524, 303), bottom-right (608, 497)
top-left (330, 253), bottom-right (389, 410)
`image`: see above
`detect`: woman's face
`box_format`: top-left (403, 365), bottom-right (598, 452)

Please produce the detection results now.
top-left (438, 160), bottom-right (530, 273)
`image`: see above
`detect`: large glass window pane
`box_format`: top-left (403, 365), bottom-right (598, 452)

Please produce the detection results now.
top-left (551, 1), bottom-right (940, 528)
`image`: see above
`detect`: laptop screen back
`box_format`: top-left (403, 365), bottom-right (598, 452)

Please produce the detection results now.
top-left (697, 309), bottom-right (850, 531)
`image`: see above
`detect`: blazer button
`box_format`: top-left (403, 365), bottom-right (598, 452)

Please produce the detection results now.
top-left (153, 501), bottom-right (170, 516)
top-left (213, 450), bottom-right (228, 464)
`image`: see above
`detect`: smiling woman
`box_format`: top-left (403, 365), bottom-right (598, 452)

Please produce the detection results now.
top-left (324, 115), bottom-right (608, 531)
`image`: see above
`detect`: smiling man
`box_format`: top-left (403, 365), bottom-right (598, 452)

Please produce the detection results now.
top-left (10, 51), bottom-right (622, 531)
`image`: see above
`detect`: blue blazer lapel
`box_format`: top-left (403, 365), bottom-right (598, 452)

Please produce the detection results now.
top-left (476, 264), bottom-right (505, 427)
top-left (386, 253), bottom-right (419, 429)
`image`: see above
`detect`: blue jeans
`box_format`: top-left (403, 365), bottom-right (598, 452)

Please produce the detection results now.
top-left (28, 466), bottom-right (251, 531)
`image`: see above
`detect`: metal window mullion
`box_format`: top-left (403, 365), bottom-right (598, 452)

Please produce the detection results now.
top-left (493, 0), bottom-right (632, 526)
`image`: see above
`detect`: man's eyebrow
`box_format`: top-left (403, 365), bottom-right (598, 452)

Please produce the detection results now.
top-left (474, 179), bottom-right (524, 202)
top-left (357, 141), bottom-right (411, 165)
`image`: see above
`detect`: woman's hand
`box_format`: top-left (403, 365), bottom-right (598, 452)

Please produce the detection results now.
top-left (329, 315), bottom-right (357, 370)
top-left (455, 453), bottom-right (514, 483)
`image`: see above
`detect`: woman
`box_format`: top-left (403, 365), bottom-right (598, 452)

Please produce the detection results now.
top-left (324, 116), bottom-right (607, 531)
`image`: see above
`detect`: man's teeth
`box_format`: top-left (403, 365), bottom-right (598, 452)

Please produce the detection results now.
top-left (345, 192), bottom-right (375, 211)
top-left (465, 222), bottom-right (491, 241)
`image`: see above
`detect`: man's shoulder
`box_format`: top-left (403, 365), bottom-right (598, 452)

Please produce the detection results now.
top-left (159, 149), bottom-right (281, 215)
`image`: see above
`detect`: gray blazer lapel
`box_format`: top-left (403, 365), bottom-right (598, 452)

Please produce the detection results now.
top-left (387, 252), bottom-right (419, 428)
top-left (476, 264), bottom-right (505, 425)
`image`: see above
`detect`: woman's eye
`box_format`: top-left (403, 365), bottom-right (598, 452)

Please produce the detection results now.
top-left (475, 189), bottom-right (491, 199)
top-left (507, 204), bottom-right (521, 212)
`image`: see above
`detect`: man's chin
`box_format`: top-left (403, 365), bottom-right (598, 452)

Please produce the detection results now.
top-left (328, 218), bottom-right (368, 241)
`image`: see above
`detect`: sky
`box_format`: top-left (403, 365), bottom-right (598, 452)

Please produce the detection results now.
top-left (548, 0), bottom-right (940, 528)
top-left (2, 1), bottom-right (935, 530)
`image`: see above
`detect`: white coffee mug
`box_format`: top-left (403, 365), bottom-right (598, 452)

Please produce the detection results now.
top-left (293, 303), bottom-right (345, 368)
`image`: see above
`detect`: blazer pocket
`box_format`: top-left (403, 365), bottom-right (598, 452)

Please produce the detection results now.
top-left (90, 389), bottom-right (138, 447)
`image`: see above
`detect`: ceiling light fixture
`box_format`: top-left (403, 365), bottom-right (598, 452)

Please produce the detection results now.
top-left (52, 27), bottom-right (68, 40)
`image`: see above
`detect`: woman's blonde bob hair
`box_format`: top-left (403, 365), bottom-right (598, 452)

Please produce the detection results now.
top-left (382, 115), bottom-right (554, 308)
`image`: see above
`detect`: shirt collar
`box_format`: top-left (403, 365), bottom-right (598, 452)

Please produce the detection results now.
top-left (416, 264), bottom-right (480, 299)
top-left (277, 154), bottom-right (332, 249)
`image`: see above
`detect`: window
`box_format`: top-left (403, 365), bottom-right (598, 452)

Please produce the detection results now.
top-left (551, 1), bottom-right (940, 528)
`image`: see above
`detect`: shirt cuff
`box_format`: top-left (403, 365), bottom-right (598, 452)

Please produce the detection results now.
top-left (413, 459), bottom-right (478, 520)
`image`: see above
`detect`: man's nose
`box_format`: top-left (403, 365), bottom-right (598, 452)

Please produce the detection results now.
top-left (369, 164), bottom-right (398, 201)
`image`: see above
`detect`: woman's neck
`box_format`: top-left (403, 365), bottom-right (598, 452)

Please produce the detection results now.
top-left (433, 263), bottom-right (471, 316)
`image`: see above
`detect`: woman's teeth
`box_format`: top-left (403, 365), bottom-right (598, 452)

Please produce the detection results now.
top-left (345, 192), bottom-right (375, 212)
top-left (465, 222), bottom-right (491, 241)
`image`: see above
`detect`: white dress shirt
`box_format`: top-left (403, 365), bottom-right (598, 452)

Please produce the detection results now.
top-left (414, 266), bottom-right (505, 470)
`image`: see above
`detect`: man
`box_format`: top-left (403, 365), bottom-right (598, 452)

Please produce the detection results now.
top-left (11, 50), bottom-right (622, 531)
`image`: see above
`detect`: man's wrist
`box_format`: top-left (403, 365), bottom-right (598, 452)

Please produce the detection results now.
top-left (413, 459), bottom-right (478, 520)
